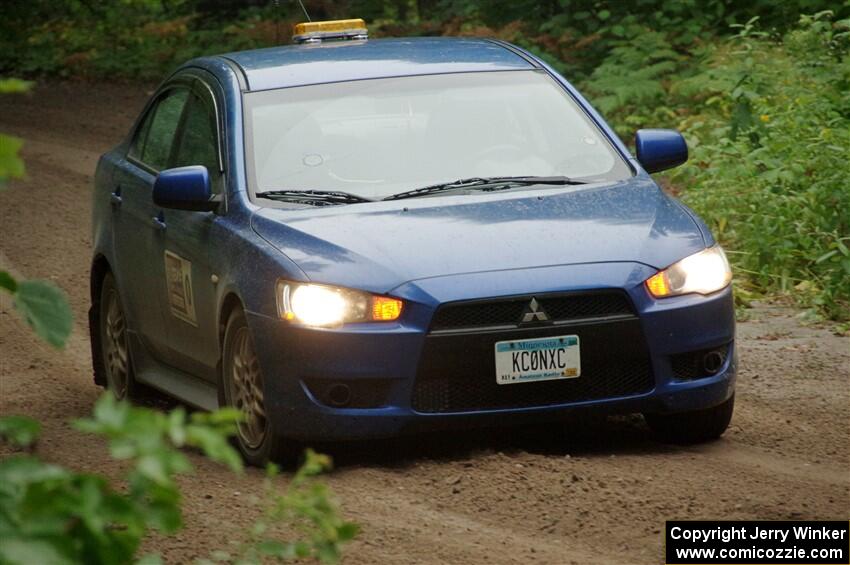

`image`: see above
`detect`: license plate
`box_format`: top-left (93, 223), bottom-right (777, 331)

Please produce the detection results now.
top-left (495, 335), bottom-right (581, 385)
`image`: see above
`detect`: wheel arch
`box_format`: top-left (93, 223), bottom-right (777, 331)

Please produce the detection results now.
top-left (218, 291), bottom-right (245, 346)
top-left (90, 254), bottom-right (112, 302)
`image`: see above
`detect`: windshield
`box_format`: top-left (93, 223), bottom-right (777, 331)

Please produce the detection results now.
top-left (244, 70), bottom-right (631, 201)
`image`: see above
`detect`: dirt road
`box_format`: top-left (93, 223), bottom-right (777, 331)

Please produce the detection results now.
top-left (1, 82), bottom-right (848, 564)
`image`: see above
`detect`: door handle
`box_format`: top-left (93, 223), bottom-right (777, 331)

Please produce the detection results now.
top-left (110, 186), bottom-right (122, 206)
top-left (152, 213), bottom-right (167, 231)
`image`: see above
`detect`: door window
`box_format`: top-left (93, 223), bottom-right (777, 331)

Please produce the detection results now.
top-left (129, 89), bottom-right (189, 171)
top-left (172, 91), bottom-right (223, 192)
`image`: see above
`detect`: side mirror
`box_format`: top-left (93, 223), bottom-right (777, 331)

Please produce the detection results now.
top-left (153, 166), bottom-right (218, 212)
top-left (635, 129), bottom-right (688, 173)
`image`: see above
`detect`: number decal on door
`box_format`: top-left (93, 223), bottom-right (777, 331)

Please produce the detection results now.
top-left (164, 251), bottom-right (198, 326)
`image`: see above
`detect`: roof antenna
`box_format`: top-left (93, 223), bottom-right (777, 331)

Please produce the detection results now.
top-left (297, 0), bottom-right (312, 22)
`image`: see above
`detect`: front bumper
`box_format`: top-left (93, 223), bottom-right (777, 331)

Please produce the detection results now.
top-left (247, 263), bottom-right (736, 441)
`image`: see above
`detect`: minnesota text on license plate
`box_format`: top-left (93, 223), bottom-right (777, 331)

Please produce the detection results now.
top-left (495, 335), bottom-right (581, 385)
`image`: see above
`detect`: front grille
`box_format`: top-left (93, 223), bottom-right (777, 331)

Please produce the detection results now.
top-left (412, 314), bottom-right (654, 414)
top-left (430, 291), bottom-right (633, 332)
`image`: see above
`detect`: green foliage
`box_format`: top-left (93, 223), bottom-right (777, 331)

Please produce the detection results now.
top-left (0, 78), bottom-right (30, 188)
top-left (670, 13), bottom-right (850, 319)
top-left (228, 451), bottom-right (359, 564)
top-left (0, 396), bottom-right (243, 565)
top-left (562, 11), bottom-right (849, 319)
top-left (1, 270), bottom-right (73, 350)
top-left (75, 394), bottom-right (244, 480)
top-left (0, 270), bottom-right (18, 292)
top-left (0, 78), bottom-right (34, 93)
top-left (0, 416), bottom-right (42, 448)
top-left (0, 3), bottom-right (286, 81)
top-left (0, 134), bottom-right (25, 188)
top-left (10, 279), bottom-right (74, 348)
top-left (2, 1), bottom-right (847, 81)
top-left (582, 22), bottom-right (683, 137)
top-left (0, 400), bottom-right (357, 565)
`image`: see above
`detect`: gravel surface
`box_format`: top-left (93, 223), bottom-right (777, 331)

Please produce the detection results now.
top-left (1, 82), bottom-right (848, 564)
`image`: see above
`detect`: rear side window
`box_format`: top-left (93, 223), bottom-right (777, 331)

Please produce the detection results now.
top-left (129, 89), bottom-right (189, 171)
top-left (172, 92), bottom-right (220, 181)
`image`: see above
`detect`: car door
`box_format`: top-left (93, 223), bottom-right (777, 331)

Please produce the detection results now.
top-left (112, 87), bottom-right (190, 359)
top-left (152, 79), bottom-right (226, 382)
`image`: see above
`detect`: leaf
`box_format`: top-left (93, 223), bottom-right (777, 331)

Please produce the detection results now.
top-left (294, 541), bottom-right (311, 558)
top-left (12, 280), bottom-right (73, 348)
top-left (0, 415), bottom-right (41, 447)
top-left (0, 78), bottom-right (33, 94)
top-left (265, 462), bottom-right (280, 478)
top-left (136, 454), bottom-right (171, 485)
top-left (815, 250), bottom-right (838, 264)
top-left (185, 425), bottom-right (242, 473)
top-left (0, 270), bottom-right (17, 292)
top-left (299, 449), bottom-right (333, 477)
top-left (209, 550), bottom-right (231, 562)
top-left (86, 393), bottom-right (127, 432)
top-left (0, 133), bottom-right (25, 186)
top-left (0, 536), bottom-right (76, 565)
top-left (257, 540), bottom-right (293, 558)
top-left (336, 521), bottom-right (359, 541)
top-left (146, 497), bottom-right (183, 533)
top-left (167, 407), bottom-right (187, 446)
top-left (316, 541), bottom-right (340, 564)
top-left (0, 455), bottom-right (69, 485)
top-left (194, 407), bottom-right (242, 425)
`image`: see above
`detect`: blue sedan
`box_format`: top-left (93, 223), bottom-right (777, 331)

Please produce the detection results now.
top-left (89, 25), bottom-right (736, 464)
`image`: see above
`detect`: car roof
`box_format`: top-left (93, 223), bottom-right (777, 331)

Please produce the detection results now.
top-left (219, 37), bottom-right (536, 92)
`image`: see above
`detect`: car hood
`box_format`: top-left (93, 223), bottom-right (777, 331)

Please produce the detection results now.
top-left (251, 177), bottom-right (709, 294)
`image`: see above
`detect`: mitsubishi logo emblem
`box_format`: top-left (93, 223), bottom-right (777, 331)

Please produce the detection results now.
top-left (521, 298), bottom-right (550, 323)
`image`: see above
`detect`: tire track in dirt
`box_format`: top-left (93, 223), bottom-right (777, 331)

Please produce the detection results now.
top-left (687, 442), bottom-right (849, 486)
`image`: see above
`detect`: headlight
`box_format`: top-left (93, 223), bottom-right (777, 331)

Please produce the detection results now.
top-left (276, 280), bottom-right (403, 328)
top-left (645, 245), bottom-right (732, 298)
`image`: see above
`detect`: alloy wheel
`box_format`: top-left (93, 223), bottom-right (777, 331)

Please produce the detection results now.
top-left (229, 327), bottom-right (267, 449)
top-left (103, 288), bottom-right (129, 398)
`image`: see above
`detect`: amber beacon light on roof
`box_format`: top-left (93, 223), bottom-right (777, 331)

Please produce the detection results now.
top-left (292, 19), bottom-right (369, 44)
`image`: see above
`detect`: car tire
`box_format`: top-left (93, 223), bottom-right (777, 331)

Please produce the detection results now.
top-left (644, 393), bottom-right (735, 444)
top-left (99, 272), bottom-right (137, 400)
top-left (222, 307), bottom-right (289, 466)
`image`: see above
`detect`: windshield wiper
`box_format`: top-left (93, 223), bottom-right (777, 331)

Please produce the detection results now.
top-left (382, 176), bottom-right (587, 201)
top-left (256, 189), bottom-right (374, 206)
